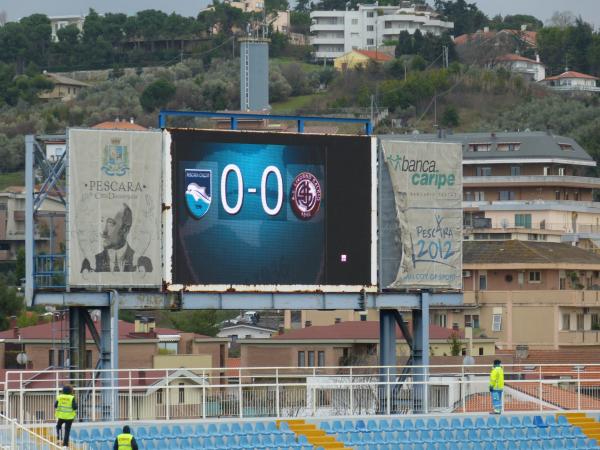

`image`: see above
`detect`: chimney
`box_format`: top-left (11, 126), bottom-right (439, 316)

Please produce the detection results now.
top-left (148, 317), bottom-right (156, 332)
top-left (13, 327), bottom-right (19, 338)
top-left (129, 117), bottom-right (135, 124)
top-left (9, 316), bottom-right (17, 329)
top-left (305, 320), bottom-right (312, 328)
top-left (134, 315), bottom-right (143, 333)
top-left (335, 318), bottom-right (342, 324)
top-left (536, 54), bottom-right (540, 63)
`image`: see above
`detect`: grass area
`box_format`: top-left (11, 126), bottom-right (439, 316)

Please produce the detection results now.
top-left (0, 172), bottom-right (24, 191)
top-left (270, 93), bottom-right (323, 114)
top-left (270, 57), bottom-right (322, 73)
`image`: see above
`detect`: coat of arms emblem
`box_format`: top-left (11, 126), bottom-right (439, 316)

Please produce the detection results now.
top-left (101, 139), bottom-right (129, 176)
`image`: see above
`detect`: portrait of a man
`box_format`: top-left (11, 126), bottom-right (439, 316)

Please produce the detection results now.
top-left (80, 203), bottom-right (153, 273)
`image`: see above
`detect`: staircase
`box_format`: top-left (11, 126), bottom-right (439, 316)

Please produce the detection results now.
top-left (31, 425), bottom-right (88, 450)
top-left (278, 419), bottom-right (352, 450)
top-left (557, 412), bottom-right (600, 441)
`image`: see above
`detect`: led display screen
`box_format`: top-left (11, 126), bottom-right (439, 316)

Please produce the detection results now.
top-left (170, 129), bottom-right (374, 288)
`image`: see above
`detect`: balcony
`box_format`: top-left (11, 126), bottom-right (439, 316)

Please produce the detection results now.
top-left (464, 175), bottom-right (600, 189)
top-left (544, 85), bottom-right (600, 93)
top-left (310, 36), bottom-right (345, 45)
top-left (464, 290), bottom-right (600, 306)
top-left (464, 200), bottom-right (600, 214)
top-left (559, 330), bottom-right (600, 345)
top-left (314, 51), bottom-right (345, 60)
top-left (310, 23), bottom-right (345, 31)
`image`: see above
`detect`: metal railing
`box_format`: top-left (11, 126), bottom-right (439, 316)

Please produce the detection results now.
top-left (4, 364), bottom-right (600, 424)
top-left (0, 413), bottom-right (64, 449)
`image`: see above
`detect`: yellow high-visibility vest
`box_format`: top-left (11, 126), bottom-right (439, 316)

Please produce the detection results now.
top-left (117, 433), bottom-right (133, 450)
top-left (55, 394), bottom-right (76, 420)
top-left (489, 366), bottom-right (505, 390)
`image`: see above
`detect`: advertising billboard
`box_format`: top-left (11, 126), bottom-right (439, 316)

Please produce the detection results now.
top-left (168, 129), bottom-right (376, 290)
top-left (67, 129), bottom-right (163, 287)
top-left (380, 140), bottom-right (462, 290)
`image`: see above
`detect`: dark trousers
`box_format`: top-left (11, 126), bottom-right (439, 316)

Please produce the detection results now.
top-left (56, 418), bottom-right (73, 446)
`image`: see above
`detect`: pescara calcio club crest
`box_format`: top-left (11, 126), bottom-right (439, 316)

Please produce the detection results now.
top-left (185, 169), bottom-right (212, 219)
top-left (101, 138), bottom-right (129, 176)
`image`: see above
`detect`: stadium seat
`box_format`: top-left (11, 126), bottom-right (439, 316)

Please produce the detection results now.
top-left (463, 418), bottom-right (474, 429)
top-left (451, 418), bottom-right (462, 430)
top-left (558, 416), bottom-right (569, 426)
top-left (332, 420), bottom-right (344, 433)
top-left (403, 419), bottom-right (415, 430)
top-left (343, 420), bottom-right (354, 431)
top-left (475, 417), bottom-right (486, 429)
top-left (523, 416), bottom-right (534, 428)
top-left (426, 418), bottom-right (438, 429)
top-left (379, 419), bottom-right (390, 431)
top-left (391, 419), bottom-right (402, 430)
top-left (439, 418), bottom-right (450, 430)
top-left (486, 416), bottom-right (499, 428)
top-left (415, 418), bottom-right (426, 429)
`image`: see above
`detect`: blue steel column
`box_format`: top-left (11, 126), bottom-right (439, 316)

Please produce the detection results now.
top-left (25, 136), bottom-right (34, 306)
top-left (379, 309), bottom-right (397, 413)
top-left (412, 290), bottom-right (430, 413)
top-left (111, 291), bottom-right (120, 421)
top-left (100, 306), bottom-right (112, 420)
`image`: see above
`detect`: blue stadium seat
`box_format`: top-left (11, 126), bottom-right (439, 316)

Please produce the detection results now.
top-left (558, 416), bottom-right (569, 426)
top-left (454, 429), bottom-right (467, 442)
top-left (397, 430), bottom-right (408, 444)
top-left (487, 416), bottom-right (499, 428)
top-left (78, 429), bottom-right (90, 442)
top-left (451, 418), bottom-right (462, 430)
top-left (379, 419), bottom-right (390, 431)
top-left (523, 416), bottom-right (534, 428)
top-left (426, 418), bottom-right (438, 430)
top-left (355, 420), bottom-right (367, 431)
top-left (102, 427), bottom-right (114, 440)
top-left (332, 420), bottom-right (344, 433)
top-left (546, 416), bottom-right (558, 427)
top-left (267, 422), bottom-right (279, 433)
top-left (475, 417), bottom-right (486, 429)
top-left (91, 429), bottom-right (102, 441)
top-left (511, 416), bottom-right (523, 428)
top-left (403, 419), bottom-right (415, 431)
top-left (218, 423), bottom-right (231, 436)
top-left (160, 425), bottom-right (172, 438)
top-left (343, 420), bottom-right (354, 431)
top-left (367, 419), bottom-right (378, 431)
top-left (463, 418), bottom-right (474, 429)
top-left (499, 416), bottom-right (510, 428)
top-left (449, 443), bottom-right (460, 450)
top-left (484, 443), bottom-right (495, 450)
top-left (391, 419), bottom-right (402, 430)
top-left (320, 422), bottom-right (332, 433)
top-left (496, 441), bottom-right (510, 450)
top-left (415, 419), bottom-right (426, 429)
top-left (255, 422), bottom-right (266, 433)
top-left (439, 418), bottom-right (450, 430)
top-left (442, 430), bottom-right (455, 441)
top-left (480, 429), bottom-right (492, 442)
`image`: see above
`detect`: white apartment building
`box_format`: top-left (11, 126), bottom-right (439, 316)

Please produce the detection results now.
top-left (310, 2), bottom-right (453, 61)
top-left (48, 15), bottom-right (85, 42)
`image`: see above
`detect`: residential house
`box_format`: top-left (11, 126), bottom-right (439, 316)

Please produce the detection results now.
top-left (454, 27), bottom-right (537, 65)
top-left (0, 316), bottom-right (228, 372)
top-left (334, 49), bottom-right (393, 71)
top-left (494, 53), bottom-right (546, 82)
top-left (217, 323), bottom-right (277, 347)
top-left (38, 72), bottom-right (90, 101)
top-left (0, 186), bottom-right (65, 266)
top-left (310, 2), bottom-right (453, 61)
top-left (540, 71), bottom-right (600, 93)
top-left (48, 15), bottom-right (84, 42)
top-left (240, 321), bottom-right (495, 371)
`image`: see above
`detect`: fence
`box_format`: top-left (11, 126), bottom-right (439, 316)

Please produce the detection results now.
top-left (4, 364), bottom-right (600, 424)
top-left (0, 412), bottom-right (65, 449)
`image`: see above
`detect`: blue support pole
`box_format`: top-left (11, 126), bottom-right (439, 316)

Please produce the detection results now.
top-left (230, 117), bottom-right (238, 130)
top-left (379, 309), bottom-right (397, 413)
top-left (100, 306), bottom-right (111, 420)
top-left (412, 290), bottom-right (431, 413)
top-left (158, 112), bottom-right (166, 129)
top-left (297, 120), bottom-right (304, 133)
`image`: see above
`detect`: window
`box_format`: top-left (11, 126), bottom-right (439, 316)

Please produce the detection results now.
top-left (158, 342), bottom-right (178, 354)
top-left (592, 314), bottom-right (600, 330)
top-left (555, 190), bottom-right (561, 200)
top-left (511, 166), bottom-right (521, 176)
top-left (479, 273), bottom-right (487, 290)
top-left (476, 167), bottom-right (492, 176)
top-left (577, 314), bottom-right (585, 331)
top-left (157, 389), bottom-right (163, 404)
top-left (479, 347), bottom-right (484, 356)
top-left (492, 314), bottom-right (502, 332)
top-left (464, 192), bottom-right (474, 201)
top-left (367, 25), bottom-right (374, 31)
top-left (474, 192), bottom-right (485, 201)
top-left (352, 18), bottom-right (358, 25)
top-left (290, 310), bottom-right (302, 327)
top-left (298, 351), bottom-right (305, 367)
top-left (515, 214), bottom-right (532, 228)
top-left (436, 313), bottom-right (447, 328)
top-left (560, 277), bottom-right (567, 290)
top-left (366, 11), bottom-right (374, 17)
top-left (559, 143), bottom-right (574, 151)
top-left (558, 167), bottom-right (565, 176)
top-left (86, 350), bottom-right (93, 369)
top-left (179, 383), bottom-right (185, 404)
top-left (366, 38), bottom-right (374, 45)
top-left (58, 350), bottom-right (65, 368)
top-left (49, 350), bottom-right (54, 367)
top-left (318, 351), bottom-right (325, 367)
top-left (528, 271), bottom-right (541, 283)
top-left (468, 143), bottom-right (491, 152)
top-left (499, 191), bottom-right (515, 201)
top-left (543, 167), bottom-right (549, 176)
top-left (562, 313), bottom-right (571, 331)
top-left (465, 314), bottom-right (480, 328)
top-left (498, 143), bottom-right (521, 152)
top-left (308, 351), bottom-right (315, 367)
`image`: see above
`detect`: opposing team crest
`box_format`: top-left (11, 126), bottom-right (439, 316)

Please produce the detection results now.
top-left (185, 169), bottom-right (212, 219)
top-left (101, 139), bottom-right (129, 176)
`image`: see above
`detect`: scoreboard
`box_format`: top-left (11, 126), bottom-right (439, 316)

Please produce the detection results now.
top-left (168, 129), bottom-right (376, 290)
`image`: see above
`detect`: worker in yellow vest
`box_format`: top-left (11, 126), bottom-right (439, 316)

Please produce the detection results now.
top-left (114, 425), bottom-right (139, 450)
top-left (489, 359), bottom-right (505, 414)
top-left (55, 385), bottom-right (77, 446)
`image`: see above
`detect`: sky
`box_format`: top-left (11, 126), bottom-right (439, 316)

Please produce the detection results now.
top-left (0, 0), bottom-right (599, 27)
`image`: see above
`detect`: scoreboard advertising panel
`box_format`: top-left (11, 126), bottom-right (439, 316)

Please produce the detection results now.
top-left (167, 129), bottom-right (377, 291)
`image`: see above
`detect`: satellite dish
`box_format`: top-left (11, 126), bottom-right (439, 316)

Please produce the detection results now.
top-left (463, 355), bottom-right (475, 366)
top-left (16, 352), bottom-right (29, 366)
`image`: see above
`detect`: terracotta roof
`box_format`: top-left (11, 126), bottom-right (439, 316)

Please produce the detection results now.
top-left (0, 319), bottom-right (207, 340)
top-left (457, 392), bottom-right (551, 413)
top-left (272, 321), bottom-right (465, 341)
top-left (463, 240), bottom-right (600, 266)
top-left (454, 29), bottom-right (537, 47)
top-left (355, 50), bottom-right (393, 62)
top-left (92, 120), bottom-right (148, 131)
top-left (226, 358), bottom-right (241, 377)
top-left (544, 71), bottom-right (599, 81)
top-left (496, 53), bottom-right (542, 64)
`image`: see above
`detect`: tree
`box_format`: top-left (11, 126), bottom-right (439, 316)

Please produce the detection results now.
top-left (536, 27), bottom-right (567, 75)
top-left (169, 310), bottom-right (235, 336)
top-left (490, 14), bottom-right (544, 31)
top-left (140, 78), bottom-right (176, 111)
top-left (441, 105), bottom-right (459, 128)
top-left (0, 279), bottom-right (24, 331)
top-left (396, 31), bottom-right (413, 57)
top-left (294, 0), bottom-right (310, 13)
top-left (447, 330), bottom-right (464, 356)
top-left (565, 18), bottom-right (593, 73)
top-left (290, 11), bottom-right (310, 34)
top-left (548, 10), bottom-right (576, 28)
top-left (265, 0), bottom-right (289, 13)
top-left (434, 0), bottom-right (489, 36)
